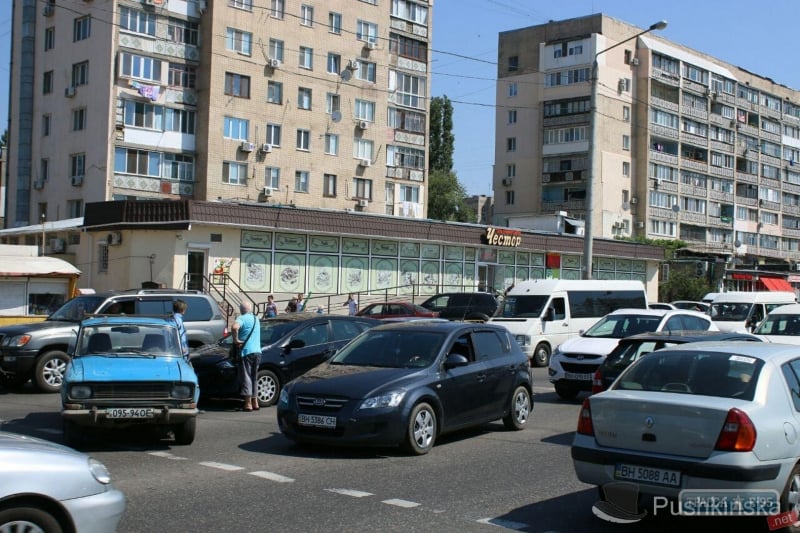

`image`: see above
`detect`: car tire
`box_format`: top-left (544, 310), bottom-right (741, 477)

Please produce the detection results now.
top-left (555, 382), bottom-right (579, 400)
top-left (404, 402), bottom-right (436, 455)
top-left (174, 417), bottom-right (196, 445)
top-left (532, 343), bottom-right (550, 367)
top-left (256, 369), bottom-right (280, 407)
top-left (0, 506), bottom-right (63, 533)
top-left (780, 463), bottom-right (800, 533)
top-left (503, 386), bottom-right (531, 430)
top-left (34, 350), bottom-right (69, 393)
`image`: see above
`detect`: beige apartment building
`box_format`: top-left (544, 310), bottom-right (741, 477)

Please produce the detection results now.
top-left (5, 0), bottom-right (431, 240)
top-left (494, 14), bottom-right (800, 277)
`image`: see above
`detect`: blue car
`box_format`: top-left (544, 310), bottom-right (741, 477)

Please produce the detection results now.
top-left (61, 315), bottom-right (200, 446)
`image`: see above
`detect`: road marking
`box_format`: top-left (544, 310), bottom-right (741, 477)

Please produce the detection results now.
top-left (382, 499), bottom-right (420, 508)
top-left (249, 471), bottom-right (295, 483)
top-left (148, 451), bottom-right (188, 460)
top-left (325, 488), bottom-right (374, 498)
top-left (198, 461), bottom-right (245, 471)
top-left (476, 518), bottom-right (530, 530)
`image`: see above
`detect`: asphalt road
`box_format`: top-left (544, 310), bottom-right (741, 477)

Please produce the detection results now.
top-left (0, 368), bottom-right (779, 532)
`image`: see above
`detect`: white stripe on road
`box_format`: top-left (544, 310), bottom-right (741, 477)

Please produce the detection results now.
top-left (249, 471), bottom-right (295, 483)
top-left (148, 451), bottom-right (188, 460)
top-left (325, 488), bottom-right (374, 498)
top-left (199, 461), bottom-right (245, 471)
top-left (382, 499), bottom-right (420, 508)
top-left (476, 518), bottom-right (531, 530)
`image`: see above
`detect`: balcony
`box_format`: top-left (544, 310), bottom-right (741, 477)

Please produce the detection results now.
top-left (112, 174), bottom-right (194, 196)
top-left (681, 105), bottom-right (708, 120)
top-left (681, 184), bottom-right (708, 198)
top-left (650, 150), bottom-right (679, 165)
top-left (709, 190), bottom-right (734, 202)
top-left (541, 199), bottom-right (585, 213)
top-left (650, 124), bottom-right (679, 139)
top-left (784, 182), bottom-right (800, 195)
top-left (682, 79), bottom-right (707, 95)
top-left (783, 227), bottom-right (800, 238)
top-left (678, 211), bottom-right (706, 224)
top-left (652, 179), bottom-right (678, 193)
top-left (709, 140), bottom-right (733, 153)
top-left (680, 157), bottom-right (707, 173)
top-left (735, 171), bottom-right (757, 184)
top-left (652, 68), bottom-right (681, 86)
top-left (650, 96), bottom-right (679, 113)
top-left (708, 165), bottom-right (734, 178)
top-left (736, 196), bottom-right (758, 207)
top-left (649, 206), bottom-right (678, 220)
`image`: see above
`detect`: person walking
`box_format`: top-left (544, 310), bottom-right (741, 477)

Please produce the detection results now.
top-left (232, 301), bottom-right (261, 411)
top-left (264, 294), bottom-right (278, 318)
top-left (173, 299), bottom-right (189, 360)
top-left (285, 297), bottom-right (298, 313)
top-left (296, 293), bottom-right (305, 312)
top-left (345, 294), bottom-right (358, 316)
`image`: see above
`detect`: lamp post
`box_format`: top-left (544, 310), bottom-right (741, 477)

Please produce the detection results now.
top-left (40, 213), bottom-right (46, 256)
top-left (582, 20), bottom-right (668, 280)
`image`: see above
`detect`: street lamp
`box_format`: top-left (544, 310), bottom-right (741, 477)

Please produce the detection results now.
top-left (582, 20), bottom-right (668, 280)
top-left (40, 213), bottom-right (46, 256)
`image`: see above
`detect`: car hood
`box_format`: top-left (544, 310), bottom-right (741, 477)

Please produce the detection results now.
top-left (557, 336), bottom-right (620, 356)
top-left (68, 356), bottom-right (194, 382)
top-left (0, 320), bottom-right (77, 335)
top-left (0, 430), bottom-right (80, 456)
top-left (287, 362), bottom-right (424, 398)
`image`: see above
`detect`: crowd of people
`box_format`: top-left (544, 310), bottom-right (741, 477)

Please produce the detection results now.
top-left (258, 293), bottom-right (359, 318)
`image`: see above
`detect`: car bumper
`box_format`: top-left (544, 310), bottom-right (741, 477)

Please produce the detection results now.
top-left (62, 486), bottom-right (126, 533)
top-left (0, 349), bottom-right (39, 375)
top-left (277, 406), bottom-right (407, 448)
top-left (63, 406), bottom-right (198, 428)
top-left (548, 357), bottom-right (600, 389)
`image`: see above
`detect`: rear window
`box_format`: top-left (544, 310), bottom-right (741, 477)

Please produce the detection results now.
top-left (614, 350), bottom-right (763, 401)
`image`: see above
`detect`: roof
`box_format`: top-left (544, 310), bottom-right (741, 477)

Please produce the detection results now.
top-left (0, 256), bottom-right (81, 277)
top-left (619, 331), bottom-right (759, 343)
top-left (0, 217), bottom-right (83, 236)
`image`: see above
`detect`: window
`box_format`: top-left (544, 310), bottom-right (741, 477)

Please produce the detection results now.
top-left (68, 199), bottom-right (83, 219)
top-left (168, 18), bottom-right (198, 46)
top-left (299, 46), bottom-right (313, 69)
top-left (43, 71), bottom-right (53, 94)
top-left (623, 161), bottom-right (630, 177)
top-left (508, 110), bottom-right (517, 124)
top-left (226, 28), bottom-right (252, 55)
top-left (507, 164), bottom-right (516, 177)
top-left (357, 20), bottom-right (378, 43)
top-left (114, 147), bottom-right (161, 177)
top-left (400, 185), bottom-right (419, 203)
top-left (42, 114), bottom-right (51, 136)
top-left (622, 135), bottom-right (630, 151)
top-left (508, 56), bottom-right (519, 72)
top-left (544, 126), bottom-right (587, 145)
top-left (70, 153), bottom-right (86, 179)
top-left (295, 171), bottom-right (309, 192)
top-left (650, 109), bottom-right (679, 129)
top-left (323, 174), bottom-right (337, 196)
top-left (265, 167), bottom-right (280, 189)
top-left (163, 153), bottom-right (194, 181)
top-left (389, 70), bottom-right (425, 109)
top-left (506, 190), bottom-right (515, 205)
top-left (223, 162), bottom-right (247, 185)
top-left (543, 98), bottom-right (590, 117)
top-left (353, 178), bottom-right (372, 199)
top-left (229, 0), bottom-right (253, 10)
top-left (268, 39), bottom-right (284, 62)
top-left (72, 108), bottom-right (87, 131)
top-left (98, 244), bottom-right (109, 273)
top-left (355, 139), bottom-right (375, 160)
top-left (508, 83), bottom-right (517, 97)
top-left (223, 116), bottom-right (249, 140)
top-left (355, 99), bottom-right (376, 121)
top-left (327, 53), bottom-right (341, 74)
top-left (73, 16), bottom-right (91, 42)
top-left (40, 159), bottom-right (49, 182)
top-left (329, 12), bottom-right (342, 34)
top-left (72, 61), bottom-right (89, 87)
top-left (266, 124), bottom-right (281, 146)
top-left (388, 107), bottom-right (425, 133)
top-left (386, 144), bottom-right (424, 169)
top-left (300, 4), bottom-right (314, 26)
top-left (119, 7), bottom-right (156, 35)
top-left (389, 33), bottom-right (427, 62)
top-left (165, 108), bottom-right (196, 134)
top-left (297, 87), bottom-right (312, 110)
top-left (270, 0), bottom-right (285, 19)
top-left (623, 106), bottom-right (630, 122)
top-left (296, 129), bottom-right (310, 150)
top-left (356, 61), bottom-right (377, 82)
top-left (267, 81), bottom-right (283, 104)
top-left (44, 27), bottom-right (54, 51)
top-left (391, 0), bottom-right (428, 26)
top-left (168, 63), bottom-right (196, 88)
top-left (324, 134), bottom-right (338, 155)
top-left (544, 68), bottom-right (590, 87)
top-left (224, 73), bottom-right (251, 98)
top-left (507, 138), bottom-right (516, 151)
top-left (120, 53), bottom-right (161, 82)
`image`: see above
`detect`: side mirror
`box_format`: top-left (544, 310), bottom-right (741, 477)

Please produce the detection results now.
top-left (443, 353), bottom-right (469, 369)
top-left (543, 308), bottom-right (554, 322)
top-left (284, 338), bottom-right (306, 352)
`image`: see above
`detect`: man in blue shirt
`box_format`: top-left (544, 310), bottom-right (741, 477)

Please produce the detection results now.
top-left (173, 299), bottom-right (189, 360)
top-left (233, 301), bottom-right (261, 411)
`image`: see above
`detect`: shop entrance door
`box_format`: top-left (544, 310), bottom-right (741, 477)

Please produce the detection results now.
top-left (186, 250), bottom-right (207, 291)
top-left (477, 264), bottom-right (495, 293)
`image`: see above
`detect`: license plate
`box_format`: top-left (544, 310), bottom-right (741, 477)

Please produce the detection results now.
top-left (298, 413), bottom-right (336, 428)
top-left (107, 408), bottom-right (154, 419)
top-left (565, 372), bottom-right (593, 381)
top-left (3, 356), bottom-right (15, 362)
top-left (614, 463), bottom-right (681, 487)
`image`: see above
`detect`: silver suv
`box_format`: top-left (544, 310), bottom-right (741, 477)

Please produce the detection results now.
top-left (0, 289), bottom-right (226, 393)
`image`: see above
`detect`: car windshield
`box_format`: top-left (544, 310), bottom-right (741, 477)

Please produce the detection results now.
top-left (582, 315), bottom-right (662, 338)
top-left (614, 350), bottom-right (763, 400)
top-left (49, 296), bottom-right (105, 322)
top-left (753, 314), bottom-right (800, 336)
top-left (330, 330), bottom-right (446, 368)
top-left (76, 324), bottom-right (180, 357)
top-left (709, 302), bottom-right (752, 321)
top-left (500, 295), bottom-right (549, 318)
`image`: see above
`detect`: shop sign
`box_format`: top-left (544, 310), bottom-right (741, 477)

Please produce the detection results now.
top-left (485, 227), bottom-right (522, 247)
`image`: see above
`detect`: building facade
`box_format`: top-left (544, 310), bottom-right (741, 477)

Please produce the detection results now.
top-left (6, 0), bottom-right (432, 243)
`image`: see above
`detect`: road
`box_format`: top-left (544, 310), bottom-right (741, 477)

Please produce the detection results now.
top-left (0, 368), bottom-right (776, 532)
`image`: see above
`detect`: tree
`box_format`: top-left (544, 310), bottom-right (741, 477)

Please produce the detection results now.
top-left (429, 96), bottom-right (454, 172)
top-left (427, 169), bottom-right (473, 222)
top-left (659, 268), bottom-right (714, 302)
top-left (0, 129), bottom-right (7, 148)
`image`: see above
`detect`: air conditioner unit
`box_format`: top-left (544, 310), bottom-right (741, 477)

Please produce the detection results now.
top-left (502, 178), bottom-right (513, 186)
top-left (357, 120), bottom-right (369, 130)
top-left (348, 59), bottom-right (360, 70)
top-left (262, 187), bottom-right (273, 197)
top-left (108, 232), bottom-right (122, 246)
top-left (71, 175), bottom-right (84, 186)
top-left (357, 199), bottom-right (369, 208)
top-left (142, 0), bottom-right (157, 6)
top-left (33, 179), bottom-right (44, 190)
top-left (259, 143), bottom-right (272, 154)
top-left (42, 4), bottom-right (54, 17)
top-left (197, 0), bottom-right (207, 13)
top-left (268, 58), bottom-right (281, 68)
top-left (358, 159), bottom-right (371, 167)
top-left (636, 221), bottom-right (645, 229)
top-left (50, 238), bottom-right (65, 253)
top-left (630, 196), bottom-right (638, 205)
top-left (565, 172), bottom-right (574, 181)
top-left (240, 141), bottom-right (255, 152)
top-left (631, 58), bottom-right (639, 66)
top-left (64, 87), bottom-right (76, 98)
top-left (542, 174), bottom-right (550, 183)
top-left (618, 78), bottom-right (626, 92)
top-left (364, 42), bottom-right (377, 51)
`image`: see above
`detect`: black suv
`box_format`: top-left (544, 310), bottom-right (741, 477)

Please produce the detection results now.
top-left (0, 289), bottom-right (226, 393)
top-left (420, 292), bottom-right (500, 322)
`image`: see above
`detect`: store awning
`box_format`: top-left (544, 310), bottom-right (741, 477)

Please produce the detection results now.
top-left (760, 277), bottom-right (794, 292)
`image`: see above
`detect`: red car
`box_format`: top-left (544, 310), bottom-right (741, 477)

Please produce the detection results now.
top-left (356, 302), bottom-right (439, 320)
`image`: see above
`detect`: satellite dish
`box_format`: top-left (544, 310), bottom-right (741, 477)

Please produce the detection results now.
top-left (671, 204), bottom-right (680, 213)
top-left (331, 110), bottom-right (342, 123)
top-left (734, 239), bottom-right (742, 248)
top-left (340, 69), bottom-right (352, 82)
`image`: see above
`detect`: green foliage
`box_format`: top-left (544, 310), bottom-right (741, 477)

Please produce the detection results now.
top-left (615, 236), bottom-right (688, 259)
top-left (429, 96), bottom-right (454, 172)
top-left (659, 267), bottom-right (714, 302)
top-left (428, 169), bottom-right (471, 221)
top-left (0, 129), bottom-right (7, 148)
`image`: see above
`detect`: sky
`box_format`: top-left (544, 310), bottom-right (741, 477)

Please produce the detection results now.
top-left (2, 1), bottom-right (800, 196)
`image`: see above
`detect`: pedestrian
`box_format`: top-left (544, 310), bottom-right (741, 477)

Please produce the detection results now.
top-left (344, 293), bottom-right (358, 316)
top-left (264, 294), bottom-right (278, 318)
top-left (296, 293), bottom-right (305, 312)
top-left (173, 299), bottom-right (189, 359)
top-left (285, 297), bottom-right (298, 313)
top-left (232, 301), bottom-right (261, 411)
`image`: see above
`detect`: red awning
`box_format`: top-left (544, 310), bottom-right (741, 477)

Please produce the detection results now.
top-left (760, 277), bottom-right (794, 292)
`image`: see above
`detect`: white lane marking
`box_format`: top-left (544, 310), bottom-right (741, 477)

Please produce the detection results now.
top-left (249, 471), bottom-right (295, 483)
top-left (148, 451), bottom-right (188, 460)
top-left (325, 488), bottom-right (374, 498)
top-left (476, 518), bottom-right (530, 530)
top-left (198, 461), bottom-right (245, 471)
top-left (382, 499), bottom-right (420, 508)
top-left (38, 428), bottom-right (61, 435)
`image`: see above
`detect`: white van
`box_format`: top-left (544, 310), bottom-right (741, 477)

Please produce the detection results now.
top-left (488, 279), bottom-right (648, 366)
top-left (709, 291), bottom-right (796, 332)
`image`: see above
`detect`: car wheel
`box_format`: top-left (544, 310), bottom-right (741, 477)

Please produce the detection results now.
top-left (555, 382), bottom-right (580, 400)
top-left (780, 463), bottom-right (800, 533)
top-left (34, 350), bottom-right (69, 393)
top-left (256, 369), bottom-right (279, 407)
top-left (503, 386), bottom-right (531, 430)
top-left (404, 402), bottom-right (436, 455)
top-left (174, 417), bottom-right (197, 445)
top-left (0, 506), bottom-right (62, 533)
top-left (532, 343), bottom-right (550, 367)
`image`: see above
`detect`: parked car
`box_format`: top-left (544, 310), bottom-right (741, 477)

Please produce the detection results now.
top-left (647, 302), bottom-right (676, 310)
top-left (0, 431), bottom-right (126, 532)
top-left (591, 330), bottom-right (761, 393)
top-left (709, 291), bottom-right (796, 332)
top-left (753, 303), bottom-right (800, 343)
top-left (419, 292), bottom-right (500, 322)
top-left (572, 342), bottom-right (800, 524)
top-left (356, 302), bottom-right (438, 320)
top-left (0, 288), bottom-right (226, 393)
top-left (191, 314), bottom-right (380, 407)
top-left (548, 308), bottom-right (717, 399)
top-left (670, 300), bottom-right (710, 313)
top-left (61, 315), bottom-right (200, 446)
top-left (277, 321), bottom-right (532, 455)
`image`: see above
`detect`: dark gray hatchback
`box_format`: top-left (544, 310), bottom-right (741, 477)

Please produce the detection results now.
top-left (420, 292), bottom-right (500, 322)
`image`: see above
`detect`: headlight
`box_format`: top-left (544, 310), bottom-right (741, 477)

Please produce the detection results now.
top-left (515, 334), bottom-right (530, 346)
top-left (171, 384), bottom-right (192, 398)
top-left (88, 458), bottom-right (112, 484)
top-left (359, 390), bottom-right (406, 410)
top-left (6, 335), bottom-right (31, 348)
top-left (278, 388), bottom-right (290, 407)
top-left (552, 345), bottom-right (563, 357)
top-left (70, 385), bottom-right (92, 399)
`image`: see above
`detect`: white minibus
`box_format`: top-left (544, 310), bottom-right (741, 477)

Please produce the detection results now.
top-left (709, 291), bottom-right (796, 332)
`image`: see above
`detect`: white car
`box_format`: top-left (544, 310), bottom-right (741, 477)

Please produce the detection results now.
top-left (753, 303), bottom-right (800, 343)
top-left (572, 342), bottom-right (800, 527)
top-left (548, 308), bottom-right (717, 399)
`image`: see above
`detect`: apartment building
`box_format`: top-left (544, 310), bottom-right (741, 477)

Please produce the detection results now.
top-left (5, 0), bottom-right (432, 242)
top-left (494, 14), bottom-right (800, 270)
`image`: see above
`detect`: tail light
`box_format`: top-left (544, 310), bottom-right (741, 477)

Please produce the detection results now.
top-left (576, 398), bottom-right (594, 436)
top-left (714, 408), bottom-right (756, 451)
top-left (223, 326), bottom-right (229, 337)
top-left (591, 369), bottom-right (604, 394)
